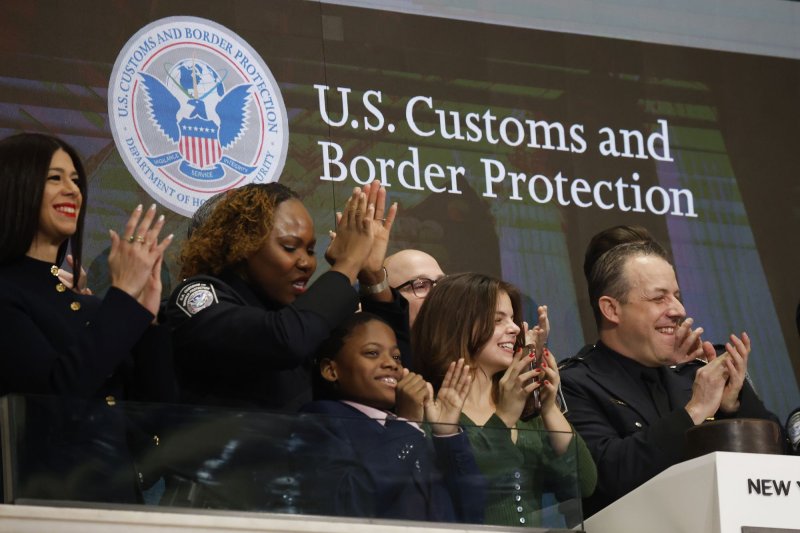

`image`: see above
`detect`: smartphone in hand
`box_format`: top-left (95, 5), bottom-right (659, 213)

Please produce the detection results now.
top-left (520, 343), bottom-right (542, 421)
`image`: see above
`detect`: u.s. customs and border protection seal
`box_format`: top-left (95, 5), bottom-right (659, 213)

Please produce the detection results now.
top-left (108, 16), bottom-right (288, 217)
top-left (175, 281), bottom-right (219, 316)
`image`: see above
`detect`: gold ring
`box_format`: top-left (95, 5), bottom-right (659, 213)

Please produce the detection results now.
top-left (127, 235), bottom-right (135, 243)
top-left (136, 235), bottom-right (145, 243)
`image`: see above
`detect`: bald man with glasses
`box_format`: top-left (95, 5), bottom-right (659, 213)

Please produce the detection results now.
top-left (384, 250), bottom-right (445, 328)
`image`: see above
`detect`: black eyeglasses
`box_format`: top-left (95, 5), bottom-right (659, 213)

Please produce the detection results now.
top-left (396, 277), bottom-right (440, 298)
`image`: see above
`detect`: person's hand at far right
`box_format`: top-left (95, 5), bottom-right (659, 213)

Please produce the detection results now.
top-left (684, 347), bottom-right (728, 424)
top-left (710, 332), bottom-right (751, 414)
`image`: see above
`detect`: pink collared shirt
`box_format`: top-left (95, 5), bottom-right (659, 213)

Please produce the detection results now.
top-left (341, 400), bottom-right (424, 433)
top-left (340, 400), bottom-right (460, 437)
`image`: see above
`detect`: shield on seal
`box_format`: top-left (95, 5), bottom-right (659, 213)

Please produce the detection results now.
top-left (179, 116), bottom-right (222, 169)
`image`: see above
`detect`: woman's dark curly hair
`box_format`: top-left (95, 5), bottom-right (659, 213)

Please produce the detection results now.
top-left (179, 183), bottom-right (299, 278)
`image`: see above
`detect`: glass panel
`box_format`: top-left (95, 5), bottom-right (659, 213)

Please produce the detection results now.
top-left (1, 394), bottom-right (585, 530)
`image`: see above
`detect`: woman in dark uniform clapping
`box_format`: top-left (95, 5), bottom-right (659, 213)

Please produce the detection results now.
top-left (0, 132), bottom-right (174, 503)
top-left (158, 182), bottom-right (404, 510)
top-left (165, 181), bottom-right (402, 411)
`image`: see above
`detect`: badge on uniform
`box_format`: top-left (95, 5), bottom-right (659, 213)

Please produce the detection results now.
top-left (175, 282), bottom-right (218, 316)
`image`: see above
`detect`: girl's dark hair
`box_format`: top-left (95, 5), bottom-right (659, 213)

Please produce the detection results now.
top-left (0, 133), bottom-right (88, 287)
top-left (412, 272), bottom-right (524, 393)
top-left (312, 312), bottom-right (392, 400)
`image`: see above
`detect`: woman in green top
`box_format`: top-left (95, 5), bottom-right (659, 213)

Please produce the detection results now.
top-left (412, 273), bottom-right (596, 527)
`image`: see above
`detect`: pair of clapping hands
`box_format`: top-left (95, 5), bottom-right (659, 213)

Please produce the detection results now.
top-left (394, 359), bottom-right (471, 437)
top-left (58, 204), bottom-right (173, 319)
top-left (324, 182), bottom-right (397, 290)
top-left (674, 318), bottom-right (752, 423)
top-left (495, 306), bottom-right (562, 428)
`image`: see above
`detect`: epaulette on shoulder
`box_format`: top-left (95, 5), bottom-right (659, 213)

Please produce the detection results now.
top-left (557, 343), bottom-right (596, 371)
top-left (178, 274), bottom-right (224, 286)
top-left (557, 355), bottom-right (586, 370)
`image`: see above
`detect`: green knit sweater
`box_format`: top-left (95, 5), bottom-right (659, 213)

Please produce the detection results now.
top-left (460, 413), bottom-right (597, 527)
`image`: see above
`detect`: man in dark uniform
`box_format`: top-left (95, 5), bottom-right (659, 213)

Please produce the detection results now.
top-left (559, 241), bottom-right (777, 517)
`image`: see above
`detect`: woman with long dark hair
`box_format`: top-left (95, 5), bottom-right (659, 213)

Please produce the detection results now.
top-left (0, 131), bottom-right (173, 398)
top-left (0, 132), bottom-right (174, 502)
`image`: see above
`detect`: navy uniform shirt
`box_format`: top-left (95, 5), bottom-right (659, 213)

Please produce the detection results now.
top-left (0, 255), bottom-right (175, 503)
top-left (0, 255), bottom-right (173, 400)
top-left (165, 269), bottom-right (409, 411)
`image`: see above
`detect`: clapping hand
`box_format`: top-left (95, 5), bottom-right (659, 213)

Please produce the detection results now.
top-left (670, 317), bottom-right (705, 364)
top-left (685, 346), bottom-right (729, 424)
top-left (58, 254), bottom-right (91, 295)
top-left (495, 339), bottom-right (541, 428)
top-left (537, 344), bottom-right (561, 414)
top-left (395, 368), bottom-right (428, 422)
top-left (424, 358), bottom-right (472, 436)
top-left (325, 187), bottom-right (375, 283)
top-left (534, 305), bottom-right (550, 344)
top-left (108, 204), bottom-right (173, 316)
top-left (519, 306), bottom-right (549, 418)
top-left (359, 181), bottom-right (397, 279)
top-left (708, 332), bottom-right (751, 414)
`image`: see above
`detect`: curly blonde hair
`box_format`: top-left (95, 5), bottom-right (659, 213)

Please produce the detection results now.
top-left (179, 183), bottom-right (298, 278)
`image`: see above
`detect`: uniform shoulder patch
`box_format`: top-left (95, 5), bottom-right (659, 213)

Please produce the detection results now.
top-left (175, 281), bottom-right (219, 317)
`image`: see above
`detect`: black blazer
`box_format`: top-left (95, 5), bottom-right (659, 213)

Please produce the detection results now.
top-left (0, 255), bottom-right (173, 401)
top-left (298, 400), bottom-right (486, 524)
top-left (560, 342), bottom-right (698, 517)
top-left (560, 342), bottom-right (779, 517)
top-left (0, 255), bottom-right (175, 503)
